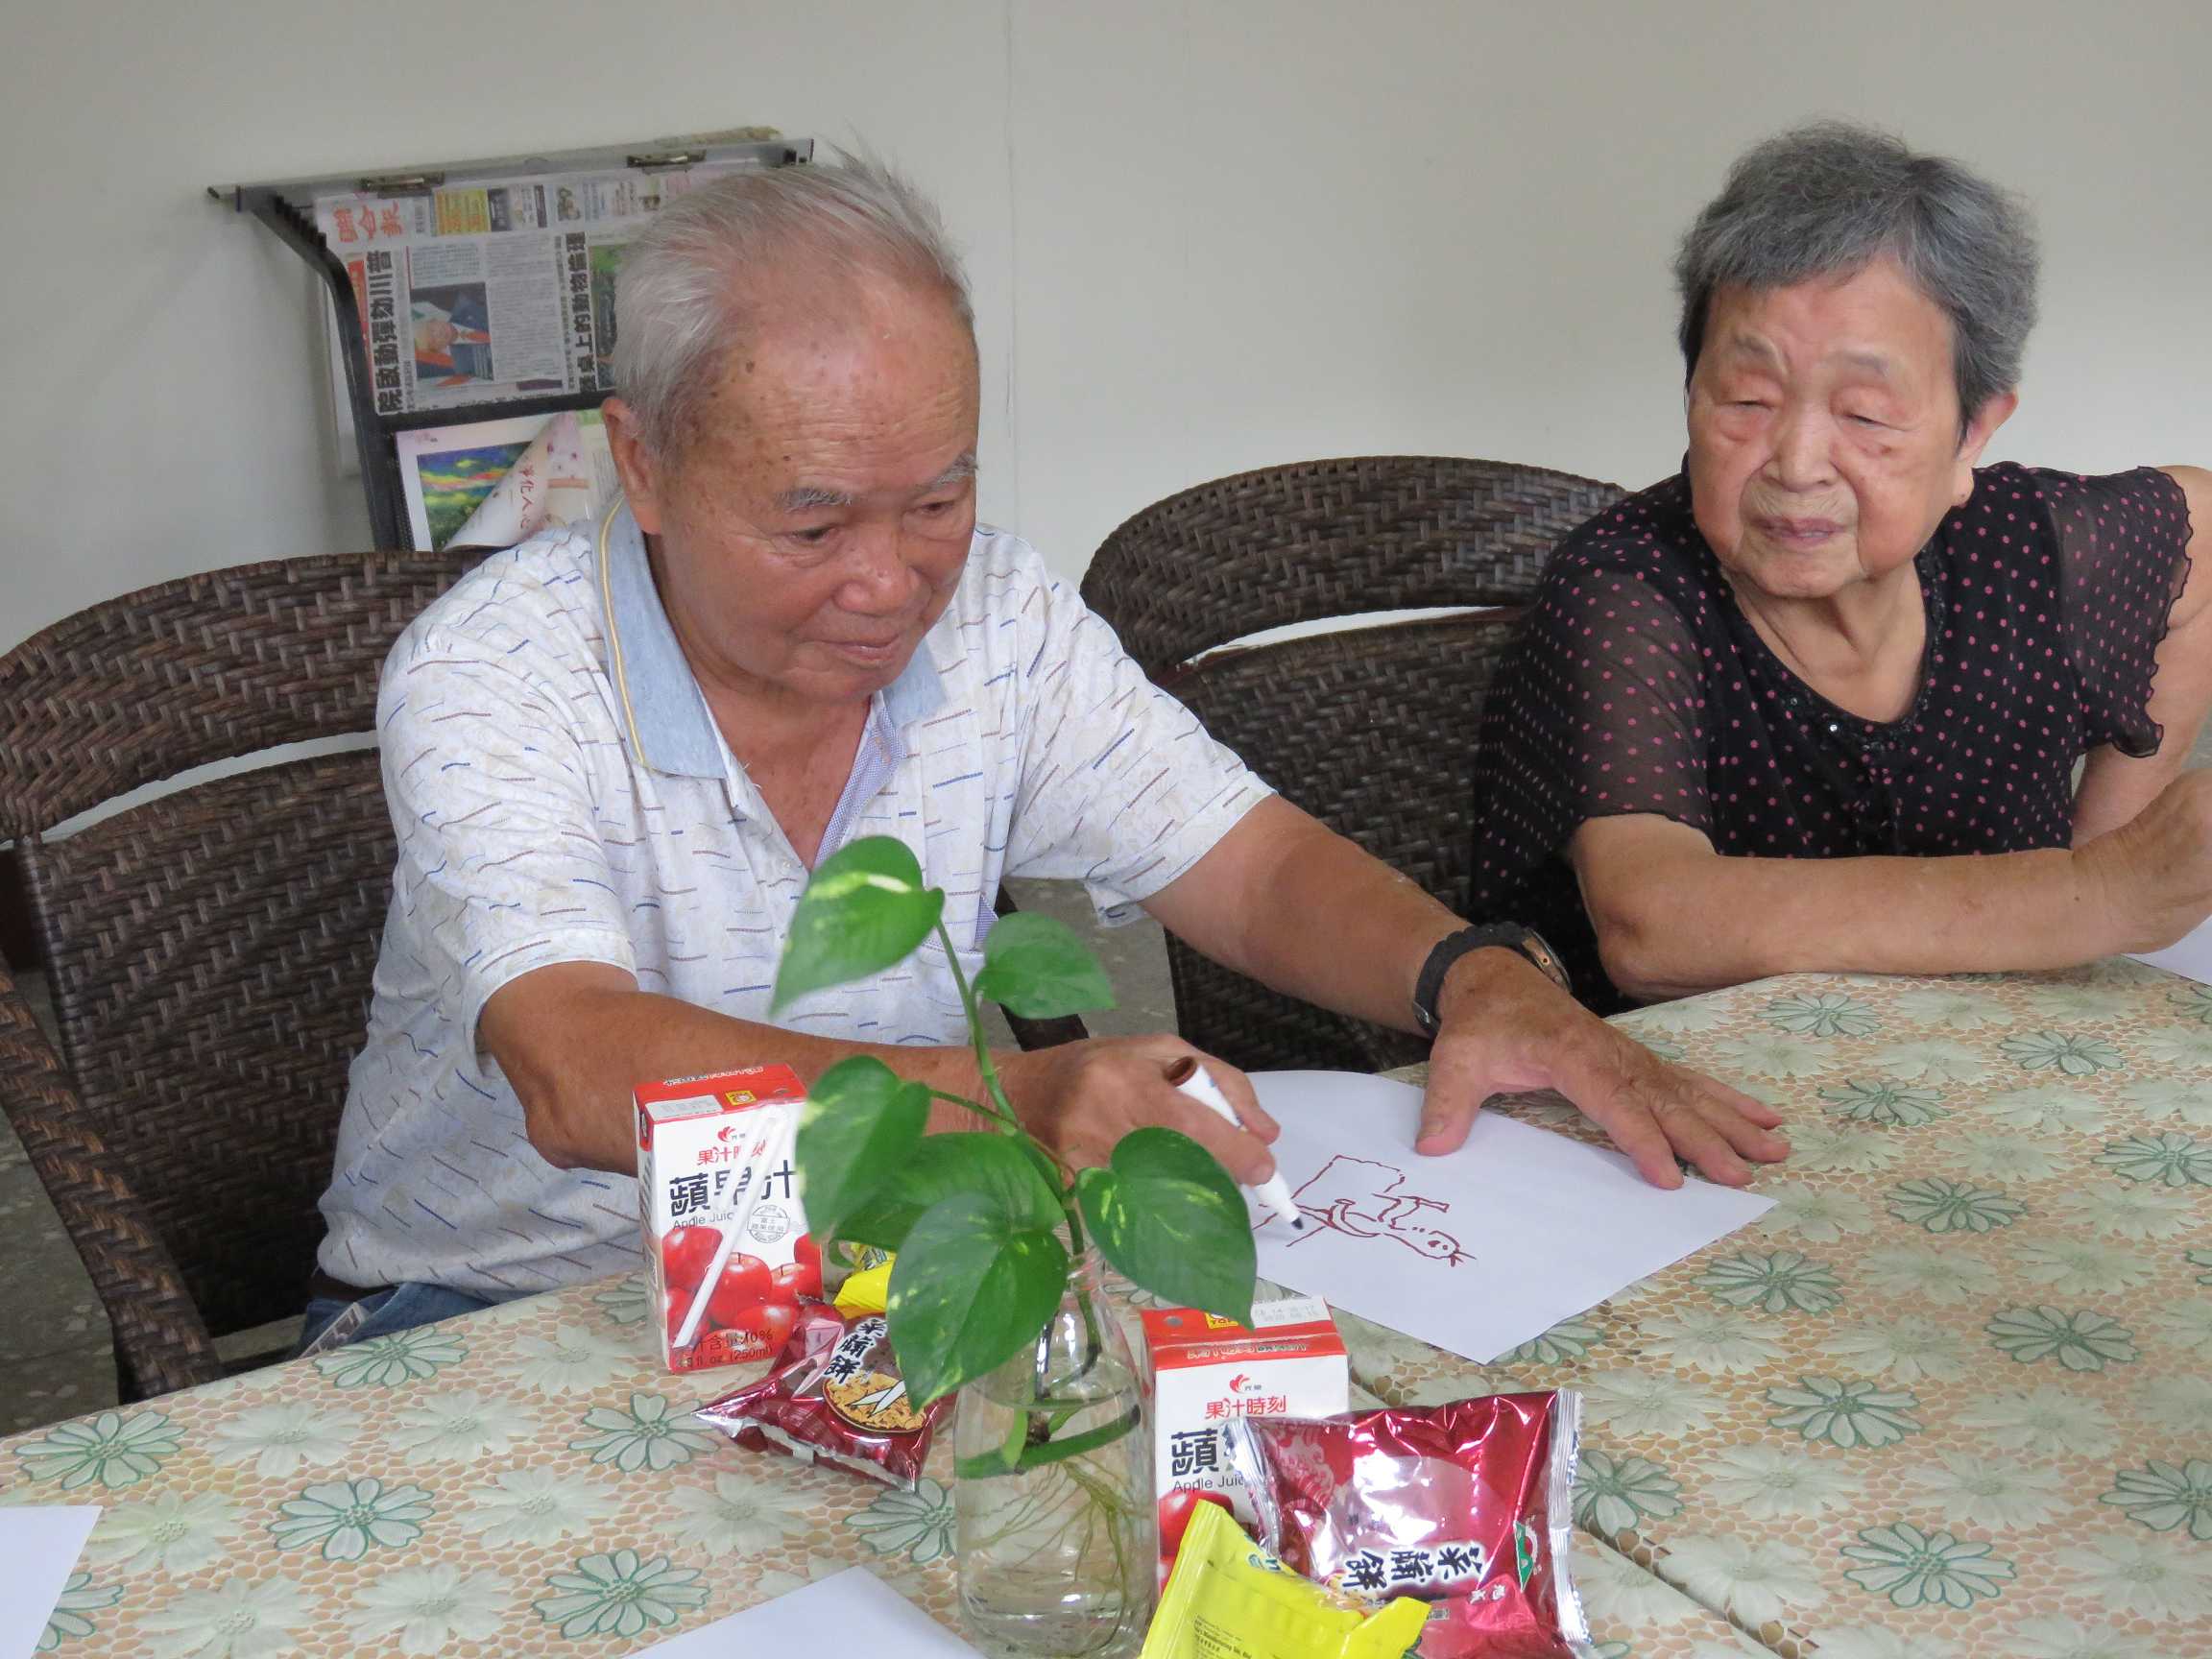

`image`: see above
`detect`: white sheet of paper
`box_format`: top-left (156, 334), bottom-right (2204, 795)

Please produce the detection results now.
top-left (1247, 1070), bottom-right (1773, 1363)
top-left (640, 1567), bottom-right (979, 1656)
top-left (0, 1506), bottom-right (101, 1659)
top-left (2130, 924), bottom-right (2212, 984)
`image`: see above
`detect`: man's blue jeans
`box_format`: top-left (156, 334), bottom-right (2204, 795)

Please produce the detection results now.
top-left (295, 1281), bottom-right (519, 1357)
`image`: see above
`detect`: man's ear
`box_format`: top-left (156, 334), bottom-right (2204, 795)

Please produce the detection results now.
top-left (601, 397), bottom-right (667, 536)
top-left (1954, 390), bottom-right (2019, 502)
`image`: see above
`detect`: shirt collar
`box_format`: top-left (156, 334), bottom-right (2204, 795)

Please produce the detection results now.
top-left (596, 496), bottom-right (947, 780)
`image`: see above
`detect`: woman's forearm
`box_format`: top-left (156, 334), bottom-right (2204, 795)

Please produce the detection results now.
top-left (1575, 820), bottom-right (2116, 1001)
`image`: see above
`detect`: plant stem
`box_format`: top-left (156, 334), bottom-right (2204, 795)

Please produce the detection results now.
top-left (998, 1367), bottom-right (1036, 1469)
top-left (923, 1084), bottom-right (1023, 1136)
top-left (930, 918), bottom-right (1079, 1192)
top-left (933, 928), bottom-right (1079, 1176)
top-left (937, 919), bottom-right (1022, 1124)
top-left (1066, 1258), bottom-right (1107, 1386)
top-left (934, 919), bottom-right (1106, 1397)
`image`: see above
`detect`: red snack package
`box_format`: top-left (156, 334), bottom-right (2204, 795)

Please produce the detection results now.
top-left (1222, 1392), bottom-right (1588, 1659)
top-left (694, 1306), bottom-right (948, 1490)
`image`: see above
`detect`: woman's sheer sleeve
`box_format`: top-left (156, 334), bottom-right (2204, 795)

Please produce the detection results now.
top-left (1472, 550), bottom-right (1716, 903)
top-left (2039, 465), bottom-right (2194, 757)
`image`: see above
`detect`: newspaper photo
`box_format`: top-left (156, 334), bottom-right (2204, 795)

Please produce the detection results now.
top-left (396, 409), bottom-right (616, 551)
top-left (317, 163), bottom-right (747, 417)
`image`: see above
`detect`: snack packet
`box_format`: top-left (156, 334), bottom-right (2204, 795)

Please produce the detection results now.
top-left (694, 1305), bottom-right (947, 1489)
top-left (834, 1255), bottom-right (895, 1317)
top-left (1141, 1499), bottom-right (1429, 1659)
top-left (1223, 1392), bottom-right (1587, 1659)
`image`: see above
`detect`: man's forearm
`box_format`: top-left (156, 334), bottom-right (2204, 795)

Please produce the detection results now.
top-left (493, 978), bottom-right (996, 1173)
top-left (1585, 843), bottom-right (2107, 1001)
top-left (1152, 804), bottom-right (1459, 1033)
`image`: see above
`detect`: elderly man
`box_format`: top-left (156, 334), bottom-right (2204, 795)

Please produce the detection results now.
top-left (306, 158), bottom-right (1785, 1345)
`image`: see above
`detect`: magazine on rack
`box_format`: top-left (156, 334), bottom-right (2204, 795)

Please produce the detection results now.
top-left (395, 409), bottom-right (615, 551)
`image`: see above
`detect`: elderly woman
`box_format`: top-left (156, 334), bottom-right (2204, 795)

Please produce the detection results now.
top-left (1472, 122), bottom-right (2212, 1012)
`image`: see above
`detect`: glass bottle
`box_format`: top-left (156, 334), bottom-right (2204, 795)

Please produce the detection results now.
top-left (952, 1250), bottom-right (1154, 1659)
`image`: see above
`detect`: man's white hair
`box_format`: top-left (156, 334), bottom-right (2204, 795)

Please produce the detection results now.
top-left (612, 153), bottom-right (973, 458)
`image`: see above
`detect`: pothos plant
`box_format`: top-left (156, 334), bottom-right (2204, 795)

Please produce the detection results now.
top-left (770, 834), bottom-right (1259, 1422)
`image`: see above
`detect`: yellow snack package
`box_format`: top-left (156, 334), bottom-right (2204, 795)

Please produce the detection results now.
top-left (833, 1255), bottom-right (895, 1317)
top-left (1142, 1500), bottom-right (1428, 1659)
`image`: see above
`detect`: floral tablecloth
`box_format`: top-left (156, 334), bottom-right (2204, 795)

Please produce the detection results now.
top-left (1366, 961), bottom-right (2212, 1659)
top-left (1, 964), bottom-right (2204, 1659)
top-left (0, 1279), bottom-right (1754, 1659)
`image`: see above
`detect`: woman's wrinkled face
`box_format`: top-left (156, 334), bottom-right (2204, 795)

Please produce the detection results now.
top-left (1686, 258), bottom-right (2013, 601)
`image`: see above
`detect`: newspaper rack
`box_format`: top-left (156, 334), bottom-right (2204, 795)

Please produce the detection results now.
top-left (212, 134), bottom-right (813, 549)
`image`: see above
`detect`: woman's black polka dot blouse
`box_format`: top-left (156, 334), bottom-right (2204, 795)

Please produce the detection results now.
top-left (1470, 463), bottom-right (2195, 1013)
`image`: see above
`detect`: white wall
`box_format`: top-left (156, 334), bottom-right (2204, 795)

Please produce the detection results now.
top-left (5, 0), bottom-right (2208, 643)
top-left (1013, 0), bottom-right (2212, 567)
top-left (0, 0), bottom-right (1018, 639)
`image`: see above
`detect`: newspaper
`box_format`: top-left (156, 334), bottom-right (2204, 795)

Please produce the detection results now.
top-left (317, 163), bottom-right (748, 416)
top-left (395, 409), bottom-right (616, 551)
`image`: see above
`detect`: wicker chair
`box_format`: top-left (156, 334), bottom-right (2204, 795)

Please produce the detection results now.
top-left (1081, 456), bottom-right (1623, 1074)
top-left (0, 548), bottom-right (1082, 1403)
top-left (0, 550), bottom-right (493, 1399)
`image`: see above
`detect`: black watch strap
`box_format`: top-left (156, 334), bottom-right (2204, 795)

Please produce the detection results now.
top-left (1411, 923), bottom-right (1572, 1039)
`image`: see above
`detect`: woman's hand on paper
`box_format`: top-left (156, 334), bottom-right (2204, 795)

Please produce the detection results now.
top-left (1415, 950), bottom-right (1789, 1188)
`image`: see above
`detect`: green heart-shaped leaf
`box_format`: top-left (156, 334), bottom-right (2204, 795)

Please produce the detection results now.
top-left (793, 1056), bottom-right (931, 1241)
top-left (887, 1192), bottom-right (1070, 1405)
top-left (1077, 1128), bottom-right (1255, 1325)
top-left (837, 1131), bottom-right (1067, 1251)
top-left (973, 910), bottom-right (1118, 1019)
top-left (772, 836), bottom-right (945, 1012)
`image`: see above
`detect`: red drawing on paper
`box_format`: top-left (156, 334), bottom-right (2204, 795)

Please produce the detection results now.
top-left (1280, 1155), bottom-right (1472, 1265)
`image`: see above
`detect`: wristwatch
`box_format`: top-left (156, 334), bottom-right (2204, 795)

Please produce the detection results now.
top-left (1411, 923), bottom-right (1572, 1040)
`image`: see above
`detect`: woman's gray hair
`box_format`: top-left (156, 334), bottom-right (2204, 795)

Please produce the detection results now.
top-left (1674, 122), bottom-right (2039, 428)
top-left (612, 153), bottom-right (973, 457)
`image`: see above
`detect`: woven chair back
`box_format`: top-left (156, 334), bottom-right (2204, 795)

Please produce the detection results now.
top-left (1082, 457), bottom-right (1620, 1071)
top-left (0, 549), bottom-right (486, 1377)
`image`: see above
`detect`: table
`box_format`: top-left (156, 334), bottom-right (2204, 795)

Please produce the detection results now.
top-left (1374, 960), bottom-right (2212, 1659)
top-left (3, 964), bottom-right (2206, 1658)
top-left (0, 1290), bottom-right (1752, 1659)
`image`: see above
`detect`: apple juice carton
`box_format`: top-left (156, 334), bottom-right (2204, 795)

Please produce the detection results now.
top-left (636, 1064), bottom-right (821, 1372)
top-left (1140, 1294), bottom-right (1348, 1577)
